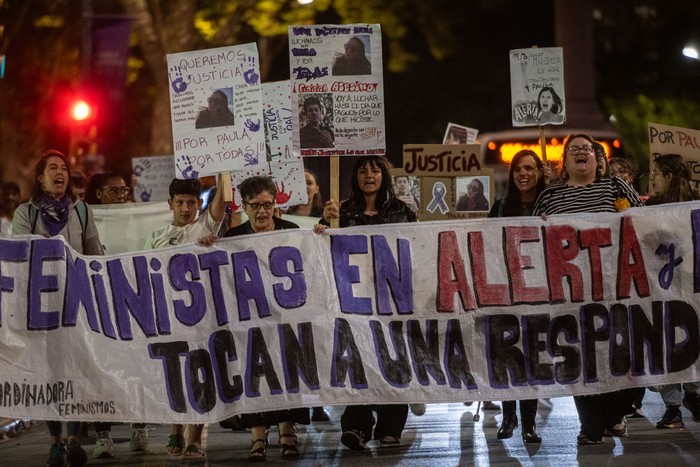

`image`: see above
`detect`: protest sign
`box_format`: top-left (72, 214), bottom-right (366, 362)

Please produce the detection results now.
top-left (444, 123), bottom-right (478, 145)
top-left (131, 156), bottom-right (176, 203)
top-left (288, 24), bottom-right (386, 157)
top-left (263, 81), bottom-right (299, 164)
top-left (649, 122), bottom-right (700, 189)
top-left (228, 161), bottom-right (307, 212)
top-left (510, 47), bottom-right (566, 127)
top-left (167, 44), bottom-right (266, 178)
top-left (3, 203), bottom-right (700, 423)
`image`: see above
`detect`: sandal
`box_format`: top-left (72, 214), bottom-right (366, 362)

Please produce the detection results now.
top-left (248, 438), bottom-right (267, 462)
top-left (279, 433), bottom-right (299, 459)
top-left (183, 444), bottom-right (206, 460)
top-left (166, 434), bottom-right (185, 456)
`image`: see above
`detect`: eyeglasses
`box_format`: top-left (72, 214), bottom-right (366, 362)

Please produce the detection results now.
top-left (101, 186), bottom-right (131, 195)
top-left (208, 97), bottom-right (223, 104)
top-left (245, 201), bottom-right (274, 211)
top-left (567, 145), bottom-right (594, 154)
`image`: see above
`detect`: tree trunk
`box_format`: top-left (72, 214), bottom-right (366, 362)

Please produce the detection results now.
top-left (120, 0), bottom-right (197, 156)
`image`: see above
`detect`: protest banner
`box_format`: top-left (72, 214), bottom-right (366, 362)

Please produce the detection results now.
top-left (166, 44), bottom-right (266, 178)
top-left (131, 156), bottom-right (176, 203)
top-left (510, 47), bottom-right (565, 127)
top-left (288, 24), bottom-right (386, 158)
top-left (2, 203), bottom-right (700, 423)
top-left (648, 122), bottom-right (700, 189)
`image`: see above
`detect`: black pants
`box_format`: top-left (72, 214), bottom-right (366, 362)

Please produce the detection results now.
top-left (501, 399), bottom-right (538, 426)
top-left (574, 388), bottom-right (643, 440)
top-left (340, 404), bottom-right (408, 441)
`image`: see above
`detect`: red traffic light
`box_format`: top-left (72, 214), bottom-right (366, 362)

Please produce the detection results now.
top-left (70, 99), bottom-right (94, 122)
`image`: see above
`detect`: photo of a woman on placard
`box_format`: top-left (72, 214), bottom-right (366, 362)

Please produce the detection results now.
top-left (536, 86), bottom-right (564, 124)
top-left (456, 176), bottom-right (490, 212)
top-left (195, 89), bottom-right (235, 129)
top-left (332, 36), bottom-right (371, 76)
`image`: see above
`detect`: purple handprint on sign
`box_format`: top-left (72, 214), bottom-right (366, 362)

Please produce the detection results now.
top-left (169, 66), bottom-right (187, 93)
top-left (176, 155), bottom-right (199, 179)
top-left (244, 118), bottom-right (261, 132)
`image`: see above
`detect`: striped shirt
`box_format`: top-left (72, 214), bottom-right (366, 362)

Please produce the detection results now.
top-left (532, 176), bottom-right (643, 215)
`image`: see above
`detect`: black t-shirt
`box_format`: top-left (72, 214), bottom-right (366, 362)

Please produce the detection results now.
top-left (223, 216), bottom-right (299, 237)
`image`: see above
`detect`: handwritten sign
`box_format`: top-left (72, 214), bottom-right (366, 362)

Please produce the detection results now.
top-left (510, 47), bottom-right (566, 127)
top-left (263, 81), bottom-right (298, 164)
top-left (131, 156), bottom-right (175, 203)
top-left (402, 144), bottom-right (483, 176)
top-left (228, 160), bottom-right (306, 212)
top-left (288, 24), bottom-right (386, 157)
top-left (649, 122), bottom-right (700, 188)
top-left (167, 44), bottom-right (265, 178)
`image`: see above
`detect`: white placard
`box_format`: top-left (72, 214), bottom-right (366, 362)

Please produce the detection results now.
top-left (510, 47), bottom-right (566, 127)
top-left (167, 44), bottom-right (266, 178)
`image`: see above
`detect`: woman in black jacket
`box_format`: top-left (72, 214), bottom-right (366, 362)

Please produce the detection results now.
top-left (319, 155), bottom-right (416, 449)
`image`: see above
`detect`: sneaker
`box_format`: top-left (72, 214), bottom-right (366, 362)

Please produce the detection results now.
top-left (656, 405), bottom-right (684, 429)
top-left (66, 440), bottom-right (87, 467)
top-left (130, 426), bottom-right (149, 451)
top-left (576, 433), bottom-right (603, 445)
top-left (409, 403), bottom-right (426, 416)
top-left (341, 430), bottom-right (366, 451)
top-left (603, 421), bottom-right (627, 437)
top-left (683, 391), bottom-right (700, 422)
top-left (46, 442), bottom-right (66, 467)
top-left (379, 435), bottom-right (401, 447)
top-left (93, 431), bottom-right (114, 458)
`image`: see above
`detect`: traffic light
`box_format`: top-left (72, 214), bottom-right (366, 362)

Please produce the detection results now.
top-left (70, 99), bottom-right (94, 122)
top-left (68, 97), bottom-right (98, 161)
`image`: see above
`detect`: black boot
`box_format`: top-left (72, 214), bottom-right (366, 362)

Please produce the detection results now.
top-left (520, 399), bottom-right (541, 443)
top-left (497, 401), bottom-right (518, 439)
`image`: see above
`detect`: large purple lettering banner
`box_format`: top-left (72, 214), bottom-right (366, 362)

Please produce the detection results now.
top-left (1, 203), bottom-right (700, 422)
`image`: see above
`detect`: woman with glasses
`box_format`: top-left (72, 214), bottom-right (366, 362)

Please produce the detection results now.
top-left (533, 134), bottom-right (644, 446)
top-left (195, 89), bottom-right (235, 129)
top-left (318, 155), bottom-right (417, 450)
top-left (222, 176), bottom-right (309, 461)
top-left (608, 157), bottom-right (637, 185)
top-left (332, 36), bottom-right (371, 76)
top-left (85, 172), bottom-right (131, 205)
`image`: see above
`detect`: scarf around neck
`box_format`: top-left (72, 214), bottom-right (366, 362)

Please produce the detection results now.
top-left (38, 194), bottom-right (72, 237)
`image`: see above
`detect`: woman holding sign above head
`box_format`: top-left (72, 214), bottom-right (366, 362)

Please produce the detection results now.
top-left (13, 150), bottom-right (104, 467)
top-left (316, 155), bottom-right (416, 450)
top-left (533, 134), bottom-right (644, 446)
top-left (489, 149), bottom-right (547, 443)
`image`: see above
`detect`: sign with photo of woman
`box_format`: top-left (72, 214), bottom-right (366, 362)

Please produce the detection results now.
top-left (509, 47), bottom-right (566, 127)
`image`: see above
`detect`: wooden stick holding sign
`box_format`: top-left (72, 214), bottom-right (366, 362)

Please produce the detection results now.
top-left (330, 156), bottom-right (339, 228)
top-left (219, 172), bottom-right (233, 202)
top-left (539, 125), bottom-right (550, 185)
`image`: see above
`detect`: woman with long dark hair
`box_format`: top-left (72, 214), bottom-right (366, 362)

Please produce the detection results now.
top-left (318, 155), bottom-right (416, 450)
top-left (489, 149), bottom-right (546, 443)
top-left (13, 150), bottom-right (103, 467)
